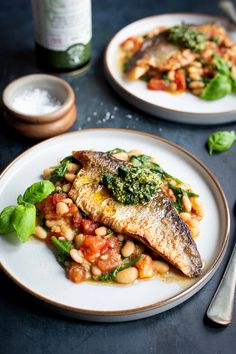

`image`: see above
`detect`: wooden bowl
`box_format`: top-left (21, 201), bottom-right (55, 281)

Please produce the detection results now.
top-left (2, 74), bottom-right (77, 139)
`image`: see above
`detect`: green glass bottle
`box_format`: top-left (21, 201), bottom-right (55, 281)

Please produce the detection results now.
top-left (31, 0), bottom-right (92, 73)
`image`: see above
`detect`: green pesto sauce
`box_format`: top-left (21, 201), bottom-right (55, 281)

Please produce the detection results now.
top-left (168, 24), bottom-right (207, 52)
top-left (100, 166), bottom-right (160, 205)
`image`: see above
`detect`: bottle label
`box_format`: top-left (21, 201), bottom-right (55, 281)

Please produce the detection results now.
top-left (32, 0), bottom-right (92, 52)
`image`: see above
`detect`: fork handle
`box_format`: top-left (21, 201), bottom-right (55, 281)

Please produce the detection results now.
top-left (207, 243), bottom-right (236, 325)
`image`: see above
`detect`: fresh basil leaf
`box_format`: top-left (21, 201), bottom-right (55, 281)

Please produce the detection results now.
top-left (12, 204), bottom-right (36, 242)
top-left (0, 206), bottom-right (16, 234)
top-left (200, 73), bottom-right (232, 101)
top-left (208, 131), bottom-right (236, 155)
top-left (17, 195), bottom-right (24, 205)
top-left (51, 236), bottom-right (73, 256)
top-left (231, 80), bottom-right (236, 93)
top-left (107, 148), bottom-right (126, 155)
top-left (100, 255), bottom-right (141, 281)
top-left (22, 181), bottom-right (55, 204)
top-left (214, 55), bottom-right (231, 76)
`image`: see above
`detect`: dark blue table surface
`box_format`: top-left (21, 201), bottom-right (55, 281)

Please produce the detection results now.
top-left (0, 1), bottom-right (236, 353)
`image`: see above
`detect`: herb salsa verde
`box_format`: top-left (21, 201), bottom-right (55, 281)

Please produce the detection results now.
top-left (100, 165), bottom-right (160, 205)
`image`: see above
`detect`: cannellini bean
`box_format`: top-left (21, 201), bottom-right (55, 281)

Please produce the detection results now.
top-left (67, 163), bottom-right (79, 173)
top-left (112, 152), bottom-right (128, 161)
top-left (127, 149), bottom-right (143, 157)
top-left (56, 202), bottom-right (69, 215)
top-left (182, 195), bottom-right (192, 213)
top-left (117, 234), bottom-right (125, 241)
top-left (189, 81), bottom-right (204, 89)
top-left (121, 240), bottom-right (135, 257)
top-left (70, 249), bottom-right (84, 263)
top-left (153, 260), bottom-right (170, 274)
top-left (62, 183), bottom-right (71, 193)
top-left (75, 233), bottom-right (85, 248)
top-left (127, 66), bottom-right (148, 80)
top-left (51, 225), bottom-right (61, 233)
top-left (167, 70), bottom-right (175, 81)
top-left (100, 254), bottom-right (109, 260)
top-left (91, 265), bottom-right (102, 276)
top-left (62, 198), bottom-right (73, 204)
top-left (95, 226), bottom-right (107, 236)
top-left (61, 225), bottom-right (75, 241)
top-left (179, 212), bottom-right (191, 223)
top-left (64, 173), bottom-right (76, 183)
top-left (46, 219), bottom-right (63, 227)
top-left (34, 226), bottom-right (47, 239)
top-left (191, 61), bottom-right (202, 68)
top-left (189, 72), bottom-right (202, 81)
top-left (43, 168), bottom-right (53, 179)
top-left (189, 218), bottom-right (200, 238)
top-left (115, 267), bottom-right (138, 284)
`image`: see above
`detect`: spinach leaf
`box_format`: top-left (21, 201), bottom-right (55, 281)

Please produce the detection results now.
top-left (0, 206), bottom-right (16, 234)
top-left (12, 204), bottom-right (36, 242)
top-left (208, 131), bottom-right (236, 155)
top-left (231, 80), bottom-right (236, 93)
top-left (22, 181), bottom-right (55, 204)
top-left (168, 184), bottom-right (199, 212)
top-left (107, 148), bottom-right (126, 156)
top-left (100, 255), bottom-right (141, 281)
top-left (51, 236), bottom-right (73, 256)
top-left (200, 73), bottom-right (232, 101)
top-left (214, 55), bottom-right (231, 76)
top-left (51, 236), bottom-right (73, 268)
top-left (49, 155), bottom-right (75, 183)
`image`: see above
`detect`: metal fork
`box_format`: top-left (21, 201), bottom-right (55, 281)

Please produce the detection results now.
top-left (207, 242), bottom-right (236, 325)
top-left (219, 0), bottom-right (236, 24)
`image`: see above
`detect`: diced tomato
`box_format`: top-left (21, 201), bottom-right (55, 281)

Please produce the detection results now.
top-left (174, 69), bottom-right (186, 90)
top-left (96, 248), bottom-right (121, 273)
top-left (147, 78), bottom-right (168, 91)
top-left (80, 219), bottom-right (99, 235)
top-left (52, 193), bottom-right (67, 204)
top-left (81, 235), bottom-right (107, 262)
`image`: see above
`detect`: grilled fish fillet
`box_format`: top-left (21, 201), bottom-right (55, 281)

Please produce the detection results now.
top-left (126, 30), bottom-right (196, 79)
top-left (69, 151), bottom-right (202, 277)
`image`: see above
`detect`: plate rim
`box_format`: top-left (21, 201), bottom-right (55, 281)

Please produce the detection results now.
top-left (0, 128), bottom-right (230, 317)
top-left (104, 13), bottom-right (236, 117)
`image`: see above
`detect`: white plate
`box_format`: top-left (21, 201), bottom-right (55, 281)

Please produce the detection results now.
top-left (104, 14), bottom-right (236, 125)
top-left (0, 129), bottom-right (230, 322)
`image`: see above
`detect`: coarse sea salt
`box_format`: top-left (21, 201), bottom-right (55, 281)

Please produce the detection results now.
top-left (12, 88), bottom-right (62, 115)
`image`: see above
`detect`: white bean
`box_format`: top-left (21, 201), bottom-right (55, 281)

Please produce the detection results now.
top-left (153, 260), bottom-right (170, 274)
top-left (62, 183), bottom-right (71, 193)
top-left (70, 249), bottom-right (83, 264)
top-left (113, 152), bottom-right (128, 161)
top-left (95, 226), bottom-right (107, 236)
top-left (67, 163), bottom-right (79, 173)
top-left (121, 240), bottom-right (135, 257)
top-left (75, 233), bottom-right (85, 248)
top-left (115, 267), bottom-right (138, 284)
top-left (91, 265), bottom-right (102, 276)
top-left (182, 195), bottom-right (192, 213)
top-left (127, 149), bottom-right (143, 157)
top-left (34, 226), bottom-right (47, 239)
top-left (64, 173), bottom-right (76, 183)
top-left (56, 202), bottom-right (69, 215)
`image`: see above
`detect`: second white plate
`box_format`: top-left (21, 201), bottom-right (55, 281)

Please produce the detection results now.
top-left (104, 13), bottom-right (236, 125)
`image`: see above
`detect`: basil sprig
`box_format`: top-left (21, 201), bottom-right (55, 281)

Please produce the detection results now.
top-left (0, 180), bottom-right (55, 242)
top-left (99, 255), bottom-right (141, 281)
top-left (107, 148), bottom-right (126, 156)
top-left (201, 55), bottom-right (236, 101)
top-left (208, 131), bottom-right (236, 155)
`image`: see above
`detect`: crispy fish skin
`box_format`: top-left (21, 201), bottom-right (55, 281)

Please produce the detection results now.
top-left (126, 30), bottom-right (196, 79)
top-left (69, 151), bottom-right (202, 277)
